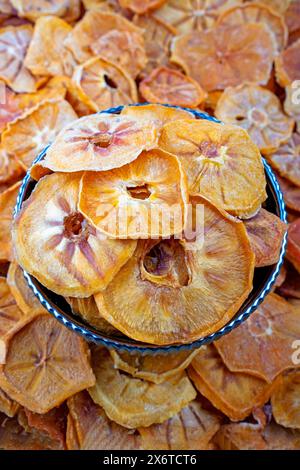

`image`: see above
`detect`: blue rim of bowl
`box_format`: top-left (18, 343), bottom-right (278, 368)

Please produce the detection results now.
top-left (14, 103), bottom-right (287, 354)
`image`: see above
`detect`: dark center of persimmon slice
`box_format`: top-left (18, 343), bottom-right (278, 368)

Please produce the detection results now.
top-left (200, 141), bottom-right (220, 158)
top-left (248, 108), bottom-right (268, 127)
top-left (89, 132), bottom-right (112, 148)
top-left (127, 184), bottom-right (151, 200)
top-left (104, 74), bottom-right (118, 90)
top-left (64, 213), bottom-right (87, 239)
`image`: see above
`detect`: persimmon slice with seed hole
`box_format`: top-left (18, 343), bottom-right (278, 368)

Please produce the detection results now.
top-left (35, 113), bottom-right (158, 173)
top-left (271, 371), bottom-right (300, 429)
top-left (159, 119), bottom-right (267, 218)
top-left (13, 173), bottom-right (136, 298)
top-left (95, 197), bottom-right (254, 345)
top-left (110, 349), bottom-right (198, 384)
top-left (215, 85), bottom-right (295, 155)
top-left (215, 293), bottom-right (300, 383)
top-left (139, 400), bottom-right (221, 450)
top-left (286, 218), bottom-right (300, 273)
top-left (268, 132), bottom-right (300, 187)
top-left (79, 149), bottom-right (188, 239)
top-left (89, 348), bottom-right (196, 429)
top-left (0, 182), bottom-right (21, 263)
top-left (275, 38), bottom-right (300, 87)
top-left (67, 391), bottom-right (141, 450)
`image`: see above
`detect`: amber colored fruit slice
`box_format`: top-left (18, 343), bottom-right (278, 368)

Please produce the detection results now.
top-left (90, 29), bottom-right (147, 79)
top-left (271, 371), bottom-right (300, 429)
top-left (67, 296), bottom-right (122, 336)
top-left (244, 209), bottom-right (287, 268)
top-left (0, 82), bottom-right (23, 132)
top-left (0, 387), bottom-right (19, 417)
top-left (277, 174), bottom-right (300, 213)
top-left (67, 391), bottom-right (141, 450)
top-left (72, 57), bottom-right (138, 113)
top-left (24, 16), bottom-right (75, 78)
top-left (278, 264), bottom-right (300, 299)
top-left (268, 132), bottom-right (300, 187)
top-left (274, 264), bottom-right (287, 290)
top-left (171, 23), bottom-right (276, 92)
top-left (35, 112), bottom-right (158, 173)
top-left (285, 0), bottom-right (300, 43)
top-left (0, 145), bottom-right (24, 187)
top-left (119, 0), bottom-right (166, 14)
top-left (89, 348), bottom-right (196, 428)
top-left (13, 173), bottom-right (136, 298)
top-left (0, 182), bottom-right (21, 263)
top-left (0, 25), bottom-right (42, 93)
top-left (215, 85), bottom-right (295, 155)
top-left (284, 85), bottom-right (300, 132)
top-left (159, 119), bottom-right (267, 218)
top-left (64, 10), bottom-right (143, 63)
top-left (259, 0), bottom-right (291, 14)
top-left (189, 344), bottom-right (279, 422)
top-left (286, 219), bottom-right (300, 273)
top-left (0, 314), bottom-right (95, 414)
top-left (276, 38), bottom-right (300, 86)
top-left (110, 349), bottom-right (198, 384)
top-left (95, 197), bottom-right (255, 345)
top-left (154, 0), bottom-right (240, 33)
top-left (79, 149), bottom-right (188, 239)
top-left (217, 2), bottom-right (288, 52)
top-left (1, 99), bottom-right (77, 170)
top-left (215, 293), bottom-right (300, 383)
top-left (133, 14), bottom-right (176, 77)
top-left (11, 0), bottom-right (81, 22)
top-left (139, 400), bottom-right (221, 450)
top-left (82, 0), bottom-right (131, 16)
top-left (139, 66), bottom-right (206, 108)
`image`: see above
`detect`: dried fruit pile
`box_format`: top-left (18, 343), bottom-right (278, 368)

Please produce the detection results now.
top-left (0, 0), bottom-right (300, 451)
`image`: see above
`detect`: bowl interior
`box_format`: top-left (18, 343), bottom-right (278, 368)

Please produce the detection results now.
top-left (15, 104), bottom-right (287, 354)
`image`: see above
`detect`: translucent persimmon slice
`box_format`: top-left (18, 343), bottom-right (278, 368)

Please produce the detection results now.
top-left (217, 2), bottom-right (288, 52)
top-left (79, 149), bottom-right (188, 239)
top-left (95, 197), bottom-right (254, 345)
top-left (244, 209), bottom-right (287, 268)
top-left (215, 293), bottom-right (300, 383)
top-left (72, 57), bottom-right (138, 113)
top-left (11, 0), bottom-right (81, 22)
top-left (0, 182), bottom-right (21, 263)
top-left (139, 66), bottom-right (206, 108)
top-left (0, 314), bottom-right (95, 414)
top-left (89, 348), bottom-right (196, 429)
top-left (286, 218), bottom-right (300, 273)
top-left (268, 132), bottom-right (300, 187)
top-left (277, 174), bottom-right (300, 213)
top-left (271, 371), bottom-right (300, 429)
top-left (275, 38), bottom-right (300, 86)
top-left (189, 344), bottom-right (279, 422)
top-left (35, 113), bottom-right (158, 173)
top-left (259, 0), bottom-right (291, 15)
top-left (159, 119), bottom-right (267, 218)
top-left (67, 391), bottom-right (141, 450)
top-left (1, 99), bottom-right (77, 170)
top-left (110, 349), bottom-right (198, 384)
top-left (139, 400), bottom-right (221, 450)
top-left (119, 0), bottom-right (166, 14)
top-left (215, 85), bottom-right (295, 155)
top-left (0, 387), bottom-right (19, 417)
top-left (13, 173), bottom-right (136, 298)
top-left (171, 23), bottom-right (276, 92)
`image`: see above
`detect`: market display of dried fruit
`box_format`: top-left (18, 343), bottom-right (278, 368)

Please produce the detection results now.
top-left (0, 0), bottom-right (299, 451)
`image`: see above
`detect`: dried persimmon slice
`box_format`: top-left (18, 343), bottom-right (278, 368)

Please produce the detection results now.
top-left (215, 85), bottom-right (295, 155)
top-left (268, 132), bottom-right (300, 187)
top-left (284, 85), bottom-right (300, 132)
top-left (95, 197), bottom-right (255, 345)
top-left (285, 0), bottom-right (300, 44)
top-left (21, 406), bottom-right (67, 449)
top-left (276, 38), bottom-right (300, 86)
top-left (10, 0), bottom-right (80, 22)
top-left (72, 57), bottom-right (138, 113)
top-left (278, 264), bottom-right (300, 299)
top-left (0, 387), bottom-right (19, 417)
top-left (0, 25), bottom-right (42, 93)
top-left (13, 173), bottom-right (136, 298)
top-left (277, 174), bottom-right (300, 213)
top-left (34, 113), bottom-right (158, 173)
top-left (271, 371), bottom-right (300, 429)
top-left (287, 218), bottom-right (300, 273)
top-left (110, 349), bottom-right (198, 384)
top-left (139, 400), bottom-right (221, 450)
top-left (259, 0), bottom-right (291, 14)
top-left (0, 82), bottom-right (23, 132)
top-left (215, 293), bottom-right (300, 383)
top-left (1, 99), bottom-right (77, 170)
top-left (0, 182), bottom-right (21, 263)
top-left (189, 344), bottom-right (279, 422)
top-left (216, 2), bottom-right (288, 52)
top-left (0, 314), bottom-right (95, 414)
top-left (89, 348), bottom-right (196, 429)
top-left (139, 66), bottom-right (206, 108)
top-left (244, 209), bottom-right (287, 268)
top-left (67, 391), bottom-right (141, 450)
top-left (0, 146), bottom-right (24, 187)
top-left (79, 149), bottom-right (188, 239)
top-left (159, 119), bottom-right (267, 218)
top-left (119, 0), bottom-right (166, 14)
top-left (171, 24), bottom-right (276, 92)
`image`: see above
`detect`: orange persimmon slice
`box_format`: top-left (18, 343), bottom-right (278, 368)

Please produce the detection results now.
top-left (286, 218), bottom-right (300, 273)
top-left (268, 132), bottom-right (300, 187)
top-left (271, 371), bottom-right (300, 429)
top-left (0, 182), bottom-right (21, 263)
top-left (275, 38), bottom-right (300, 86)
top-left (0, 387), bottom-right (19, 417)
top-left (119, 0), bottom-right (166, 14)
top-left (277, 174), bottom-right (300, 213)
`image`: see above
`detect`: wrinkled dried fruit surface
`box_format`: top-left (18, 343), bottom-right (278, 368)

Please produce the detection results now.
top-left (215, 293), bottom-right (300, 383)
top-left (21, 405), bottom-right (67, 449)
top-left (0, 145), bottom-right (24, 187)
top-left (139, 399), bottom-right (221, 450)
top-left (0, 314), bottom-right (95, 413)
top-left (0, 387), bottom-right (19, 417)
top-left (159, 119), bottom-right (266, 218)
top-left (7, 263), bottom-right (45, 316)
top-left (276, 38), bottom-right (300, 86)
top-left (215, 85), bottom-right (295, 155)
top-left (268, 132), bottom-right (300, 187)
top-left (95, 197), bottom-right (254, 345)
top-left (67, 391), bottom-right (141, 450)
top-left (286, 219), bottom-right (300, 273)
top-left (277, 175), bottom-right (300, 213)
top-left (0, 182), bottom-right (21, 262)
top-left (285, 0), bottom-right (300, 43)
top-left (171, 24), bottom-right (276, 92)
top-left (89, 348), bottom-right (196, 428)
top-left (13, 173), bottom-right (136, 297)
top-left (284, 85), bottom-right (300, 131)
top-left (278, 264), bottom-right (300, 299)
top-left (244, 209), bottom-right (287, 267)
top-left (120, 0), bottom-right (166, 14)
top-left (271, 371), bottom-right (300, 429)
